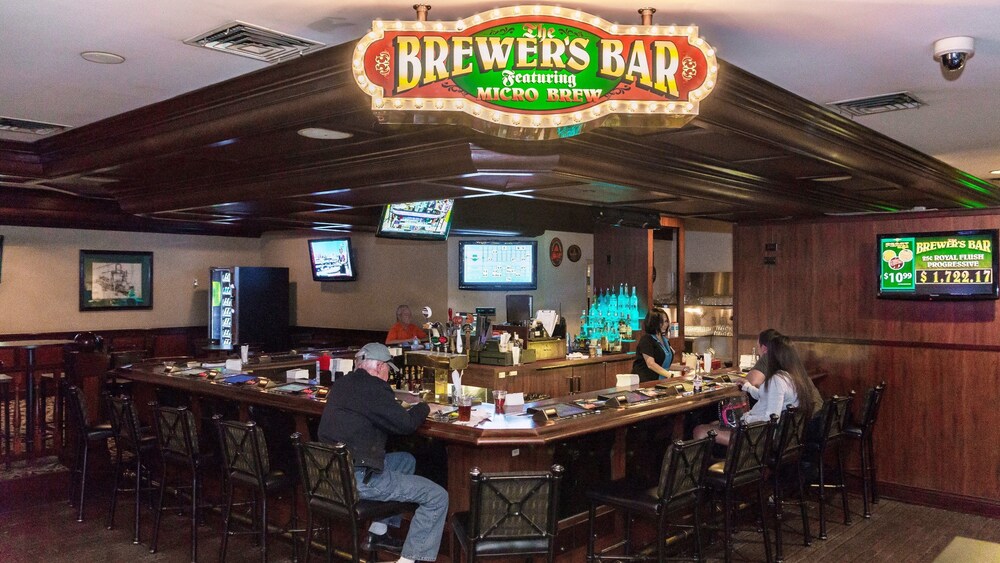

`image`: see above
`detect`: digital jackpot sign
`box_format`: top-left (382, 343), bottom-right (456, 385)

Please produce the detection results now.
top-left (878, 230), bottom-right (998, 300)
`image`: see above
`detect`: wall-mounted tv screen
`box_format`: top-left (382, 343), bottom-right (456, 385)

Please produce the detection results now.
top-left (877, 229), bottom-right (998, 300)
top-left (308, 237), bottom-right (357, 282)
top-left (376, 199), bottom-right (454, 240)
top-left (459, 240), bottom-right (537, 291)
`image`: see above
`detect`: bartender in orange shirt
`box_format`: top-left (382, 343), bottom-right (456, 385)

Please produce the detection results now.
top-left (386, 304), bottom-right (428, 345)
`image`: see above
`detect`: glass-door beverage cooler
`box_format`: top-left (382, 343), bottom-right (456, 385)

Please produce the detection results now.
top-left (208, 266), bottom-right (290, 352)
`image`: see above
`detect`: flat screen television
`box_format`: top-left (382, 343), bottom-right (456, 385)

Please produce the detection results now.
top-left (459, 240), bottom-right (537, 291)
top-left (308, 237), bottom-right (357, 281)
top-left (376, 199), bottom-right (454, 240)
top-left (877, 229), bottom-right (998, 300)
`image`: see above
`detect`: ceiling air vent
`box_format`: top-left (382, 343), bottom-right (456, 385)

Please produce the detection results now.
top-left (0, 116), bottom-right (71, 135)
top-left (185, 21), bottom-right (325, 63)
top-left (828, 92), bottom-right (924, 117)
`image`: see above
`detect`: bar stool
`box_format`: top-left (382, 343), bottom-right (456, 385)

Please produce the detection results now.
top-left (292, 434), bottom-right (417, 563)
top-left (844, 382), bottom-right (886, 518)
top-left (106, 394), bottom-right (158, 545)
top-left (0, 373), bottom-right (12, 470)
top-left (451, 465), bottom-right (564, 563)
top-left (586, 434), bottom-right (715, 563)
top-left (807, 393), bottom-right (854, 540)
top-left (214, 415), bottom-right (299, 563)
top-left (703, 415), bottom-right (777, 563)
top-left (105, 350), bottom-right (148, 398)
top-left (150, 403), bottom-right (219, 561)
top-left (65, 384), bottom-right (114, 523)
top-left (768, 406), bottom-right (811, 562)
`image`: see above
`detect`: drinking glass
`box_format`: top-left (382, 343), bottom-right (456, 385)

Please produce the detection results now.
top-left (457, 395), bottom-right (473, 422)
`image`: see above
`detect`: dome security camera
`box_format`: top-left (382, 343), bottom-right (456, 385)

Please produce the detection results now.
top-left (933, 36), bottom-right (975, 72)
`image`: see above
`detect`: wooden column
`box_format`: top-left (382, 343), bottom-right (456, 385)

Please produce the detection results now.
top-left (593, 223), bottom-right (653, 312)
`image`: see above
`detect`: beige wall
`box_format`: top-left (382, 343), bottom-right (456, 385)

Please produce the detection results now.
top-left (261, 232), bottom-right (449, 332)
top-left (0, 226), bottom-right (261, 334)
top-left (2, 226), bottom-right (714, 340)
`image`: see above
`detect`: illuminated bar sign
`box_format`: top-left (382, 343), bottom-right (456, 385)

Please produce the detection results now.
top-left (353, 5), bottom-right (718, 139)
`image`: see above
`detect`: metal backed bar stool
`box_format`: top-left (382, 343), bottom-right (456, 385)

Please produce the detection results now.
top-left (768, 406), bottom-right (812, 562)
top-left (586, 434), bottom-right (715, 563)
top-left (845, 382), bottom-right (886, 518)
top-left (292, 434), bottom-right (417, 563)
top-left (807, 393), bottom-right (854, 540)
top-left (150, 403), bottom-right (220, 561)
top-left (65, 384), bottom-right (114, 522)
top-left (214, 415), bottom-right (299, 563)
top-left (106, 394), bottom-right (158, 545)
top-left (451, 465), bottom-right (564, 563)
top-left (0, 373), bottom-right (11, 469)
top-left (703, 415), bottom-right (778, 563)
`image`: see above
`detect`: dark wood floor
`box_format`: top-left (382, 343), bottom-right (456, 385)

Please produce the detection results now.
top-left (1, 469), bottom-right (998, 563)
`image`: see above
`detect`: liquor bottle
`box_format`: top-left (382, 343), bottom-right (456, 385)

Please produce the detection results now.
top-left (692, 367), bottom-right (703, 393)
top-left (618, 283), bottom-right (628, 320)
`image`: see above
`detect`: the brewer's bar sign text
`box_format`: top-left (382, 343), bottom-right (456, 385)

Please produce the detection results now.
top-left (353, 5), bottom-right (718, 138)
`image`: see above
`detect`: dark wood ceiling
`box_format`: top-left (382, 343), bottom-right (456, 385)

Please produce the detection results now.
top-left (2, 40), bottom-right (997, 237)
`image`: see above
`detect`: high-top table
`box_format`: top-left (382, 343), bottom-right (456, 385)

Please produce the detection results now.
top-left (0, 339), bottom-right (75, 460)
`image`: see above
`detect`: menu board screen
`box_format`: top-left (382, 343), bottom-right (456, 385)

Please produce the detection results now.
top-left (459, 240), bottom-right (537, 290)
top-left (877, 229), bottom-right (998, 300)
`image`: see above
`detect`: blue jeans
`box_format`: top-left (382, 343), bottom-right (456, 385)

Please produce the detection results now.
top-left (355, 452), bottom-right (449, 561)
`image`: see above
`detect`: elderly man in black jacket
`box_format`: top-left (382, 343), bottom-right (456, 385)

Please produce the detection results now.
top-left (318, 342), bottom-right (448, 563)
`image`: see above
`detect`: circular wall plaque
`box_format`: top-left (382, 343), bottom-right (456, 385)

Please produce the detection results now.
top-left (567, 244), bottom-right (582, 263)
top-left (549, 238), bottom-right (564, 267)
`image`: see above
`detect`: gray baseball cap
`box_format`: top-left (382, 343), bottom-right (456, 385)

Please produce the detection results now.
top-left (356, 342), bottom-right (400, 373)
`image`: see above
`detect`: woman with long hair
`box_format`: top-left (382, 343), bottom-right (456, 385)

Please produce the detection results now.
top-left (631, 309), bottom-right (678, 382)
top-left (695, 334), bottom-right (822, 445)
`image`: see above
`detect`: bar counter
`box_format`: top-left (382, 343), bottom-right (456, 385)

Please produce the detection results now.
top-left (460, 352), bottom-right (637, 397)
top-left (117, 361), bottom-right (742, 557)
top-left (119, 361), bottom-right (738, 508)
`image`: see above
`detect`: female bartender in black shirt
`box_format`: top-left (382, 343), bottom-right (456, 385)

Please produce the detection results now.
top-left (631, 309), bottom-right (679, 382)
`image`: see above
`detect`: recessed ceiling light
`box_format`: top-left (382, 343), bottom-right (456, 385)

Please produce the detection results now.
top-left (810, 175), bottom-right (853, 183)
top-left (298, 128), bottom-right (352, 140)
top-left (80, 51), bottom-right (125, 64)
top-left (990, 169), bottom-right (1000, 175)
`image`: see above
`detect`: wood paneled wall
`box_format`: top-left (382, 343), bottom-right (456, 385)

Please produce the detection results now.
top-left (734, 210), bottom-right (1000, 516)
top-left (593, 223), bottom-right (653, 313)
